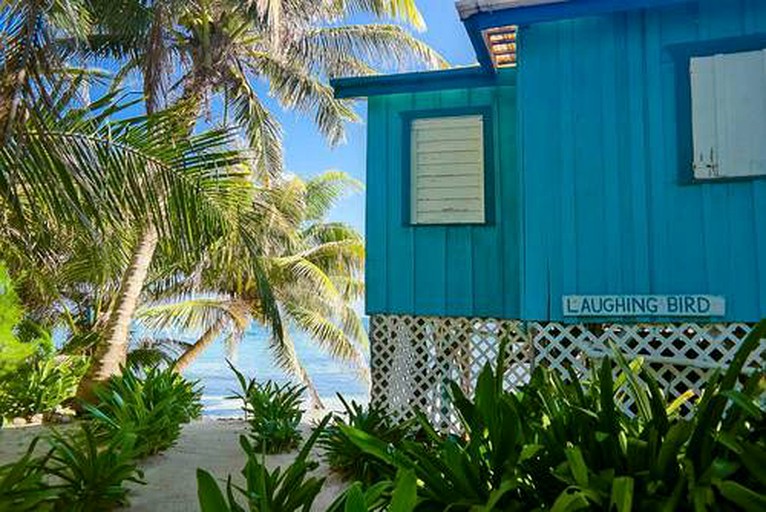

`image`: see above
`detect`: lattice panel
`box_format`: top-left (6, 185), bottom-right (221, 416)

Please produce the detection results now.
top-left (370, 316), bottom-right (762, 427)
top-left (529, 322), bottom-right (762, 416)
top-left (370, 315), bottom-right (530, 430)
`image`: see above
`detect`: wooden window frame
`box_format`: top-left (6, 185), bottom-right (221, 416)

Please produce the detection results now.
top-left (669, 33), bottom-right (766, 185)
top-left (401, 107), bottom-right (496, 227)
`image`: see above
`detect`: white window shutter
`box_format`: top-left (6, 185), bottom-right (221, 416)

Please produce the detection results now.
top-left (410, 116), bottom-right (486, 224)
top-left (690, 54), bottom-right (718, 178)
top-left (691, 49), bottom-right (766, 179)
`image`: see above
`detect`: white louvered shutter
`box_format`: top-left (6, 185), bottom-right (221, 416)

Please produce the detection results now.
top-left (410, 115), bottom-right (486, 224)
top-left (691, 49), bottom-right (766, 179)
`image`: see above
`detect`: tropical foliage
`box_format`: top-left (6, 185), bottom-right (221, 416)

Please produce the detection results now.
top-left (229, 362), bottom-right (305, 454)
top-left (339, 320), bottom-right (766, 511)
top-left (135, 171), bottom-right (368, 405)
top-left (83, 365), bottom-right (203, 458)
top-left (0, 438), bottom-right (57, 512)
top-left (197, 416), bottom-right (331, 512)
top-left (321, 395), bottom-right (410, 485)
top-left (0, 353), bottom-right (89, 421)
top-left (327, 469), bottom-right (419, 512)
top-left (0, 0), bottom-right (436, 404)
top-left (0, 425), bottom-right (144, 512)
top-left (45, 426), bottom-right (144, 511)
top-left (0, 264), bottom-right (42, 378)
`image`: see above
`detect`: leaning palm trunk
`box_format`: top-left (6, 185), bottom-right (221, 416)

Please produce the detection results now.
top-left (77, 226), bottom-right (159, 401)
top-left (174, 318), bottom-right (226, 374)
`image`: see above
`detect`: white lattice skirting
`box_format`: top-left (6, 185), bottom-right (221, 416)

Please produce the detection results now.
top-left (369, 315), bottom-right (764, 429)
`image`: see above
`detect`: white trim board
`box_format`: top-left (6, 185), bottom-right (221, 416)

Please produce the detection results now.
top-left (456, 0), bottom-right (570, 20)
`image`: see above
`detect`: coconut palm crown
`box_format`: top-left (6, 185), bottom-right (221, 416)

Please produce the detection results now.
top-left (136, 170), bottom-right (367, 407)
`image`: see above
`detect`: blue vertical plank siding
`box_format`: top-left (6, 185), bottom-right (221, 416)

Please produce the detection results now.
top-left (363, 0), bottom-right (766, 323)
top-left (385, 93), bottom-right (415, 314)
top-left (365, 97), bottom-right (387, 313)
top-left (412, 91), bottom-right (447, 315)
top-left (519, 0), bottom-right (766, 322)
top-left (364, 78), bottom-right (522, 319)
top-left (441, 89), bottom-right (476, 316)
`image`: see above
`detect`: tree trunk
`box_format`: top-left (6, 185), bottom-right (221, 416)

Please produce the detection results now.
top-left (76, 226), bottom-right (159, 402)
top-left (174, 319), bottom-right (226, 374)
top-left (298, 363), bottom-right (325, 410)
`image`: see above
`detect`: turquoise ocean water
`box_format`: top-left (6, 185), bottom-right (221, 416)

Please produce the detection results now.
top-left (183, 324), bottom-right (370, 417)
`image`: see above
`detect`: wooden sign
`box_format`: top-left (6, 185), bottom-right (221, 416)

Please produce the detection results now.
top-left (563, 295), bottom-right (726, 317)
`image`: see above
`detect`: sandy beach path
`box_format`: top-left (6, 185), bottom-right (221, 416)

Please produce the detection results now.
top-left (1, 419), bottom-right (348, 512)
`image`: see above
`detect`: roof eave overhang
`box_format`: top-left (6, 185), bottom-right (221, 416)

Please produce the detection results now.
top-left (456, 1), bottom-right (569, 20)
top-left (460, 0), bottom-right (695, 70)
top-left (331, 66), bottom-right (516, 100)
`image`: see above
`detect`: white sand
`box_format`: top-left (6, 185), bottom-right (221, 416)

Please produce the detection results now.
top-left (1, 418), bottom-right (349, 511)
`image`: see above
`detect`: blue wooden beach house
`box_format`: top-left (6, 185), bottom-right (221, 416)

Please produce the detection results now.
top-left (332, 0), bottom-right (766, 423)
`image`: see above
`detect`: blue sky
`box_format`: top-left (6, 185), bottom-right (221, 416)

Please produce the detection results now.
top-left (278, 3), bottom-right (478, 232)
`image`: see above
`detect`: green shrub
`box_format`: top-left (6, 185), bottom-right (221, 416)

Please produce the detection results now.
top-left (0, 438), bottom-right (57, 512)
top-left (84, 365), bottom-right (202, 458)
top-left (197, 416), bottom-right (330, 511)
top-left (45, 425), bottom-right (144, 511)
top-left (343, 320), bottom-right (766, 511)
top-left (0, 264), bottom-right (37, 378)
top-left (0, 426), bottom-right (144, 512)
top-left (320, 395), bottom-right (411, 485)
top-left (327, 469), bottom-right (419, 512)
top-left (228, 362), bottom-right (305, 454)
top-left (0, 355), bottom-right (89, 421)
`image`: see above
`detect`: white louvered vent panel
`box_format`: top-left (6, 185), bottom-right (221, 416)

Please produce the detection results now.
top-left (691, 49), bottom-right (766, 179)
top-left (411, 116), bottom-right (485, 225)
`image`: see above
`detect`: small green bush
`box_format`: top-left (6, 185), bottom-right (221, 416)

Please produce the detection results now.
top-left (0, 354), bottom-right (89, 421)
top-left (46, 425), bottom-right (144, 511)
top-left (0, 264), bottom-right (37, 378)
top-left (228, 362), bottom-right (305, 454)
top-left (84, 365), bottom-right (202, 458)
top-left (320, 395), bottom-right (411, 485)
top-left (197, 416), bottom-right (330, 511)
top-left (0, 438), bottom-right (57, 512)
top-left (0, 426), bottom-right (144, 512)
top-left (327, 469), bottom-right (419, 512)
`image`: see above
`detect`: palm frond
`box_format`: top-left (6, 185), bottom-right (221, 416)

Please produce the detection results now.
top-left (1, 98), bottom-right (253, 256)
top-left (300, 24), bottom-right (447, 76)
top-left (225, 63), bottom-right (284, 179)
top-left (329, 0), bottom-right (426, 30)
top-left (284, 301), bottom-right (369, 383)
top-left (303, 170), bottom-right (363, 220)
top-left (136, 296), bottom-right (249, 335)
top-left (245, 52), bottom-right (359, 145)
top-left (271, 256), bottom-right (343, 306)
top-left (267, 324), bottom-right (324, 407)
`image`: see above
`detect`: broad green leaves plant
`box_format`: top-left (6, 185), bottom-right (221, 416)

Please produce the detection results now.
top-left (341, 320), bottom-right (766, 511)
top-left (0, 264), bottom-right (38, 378)
top-left (84, 365), bottom-right (202, 458)
top-left (0, 438), bottom-right (57, 512)
top-left (0, 354), bottom-right (88, 420)
top-left (45, 426), bottom-right (144, 511)
top-left (197, 416), bottom-right (331, 512)
top-left (228, 362), bottom-right (305, 454)
top-left (327, 469), bottom-right (419, 512)
top-left (320, 394), bottom-right (411, 485)
top-left (0, 426), bottom-right (144, 512)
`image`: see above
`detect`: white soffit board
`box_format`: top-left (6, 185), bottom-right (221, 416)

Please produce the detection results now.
top-left (456, 0), bottom-right (570, 20)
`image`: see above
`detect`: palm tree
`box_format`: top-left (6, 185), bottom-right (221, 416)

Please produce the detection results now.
top-left (68, 0), bottom-right (444, 384)
top-left (0, 0), bottom-right (94, 141)
top-left (135, 171), bottom-right (366, 407)
top-left (0, 87), bottom-right (269, 398)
